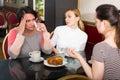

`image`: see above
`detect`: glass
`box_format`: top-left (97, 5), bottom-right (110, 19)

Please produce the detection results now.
top-left (59, 48), bottom-right (69, 56)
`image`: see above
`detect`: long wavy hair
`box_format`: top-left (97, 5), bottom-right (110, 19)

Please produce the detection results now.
top-left (96, 4), bottom-right (120, 49)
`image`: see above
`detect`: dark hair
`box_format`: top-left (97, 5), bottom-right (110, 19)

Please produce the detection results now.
top-left (96, 4), bottom-right (120, 49)
top-left (17, 6), bottom-right (38, 24)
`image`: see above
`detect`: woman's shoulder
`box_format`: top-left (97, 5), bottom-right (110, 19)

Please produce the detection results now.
top-left (82, 31), bottom-right (88, 37)
top-left (77, 28), bottom-right (88, 37)
top-left (54, 25), bottom-right (67, 32)
top-left (55, 25), bottom-right (67, 30)
top-left (9, 27), bottom-right (18, 34)
top-left (94, 41), bottom-right (105, 47)
top-left (93, 41), bottom-right (111, 51)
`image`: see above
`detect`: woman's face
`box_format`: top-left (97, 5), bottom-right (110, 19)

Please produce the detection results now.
top-left (24, 13), bottom-right (36, 31)
top-left (65, 11), bottom-right (79, 27)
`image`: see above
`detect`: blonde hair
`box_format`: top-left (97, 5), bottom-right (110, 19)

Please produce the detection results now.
top-left (66, 9), bottom-right (85, 31)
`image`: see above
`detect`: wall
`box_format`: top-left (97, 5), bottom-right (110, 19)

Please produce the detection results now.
top-left (45, 0), bottom-right (78, 32)
top-left (4, 0), bottom-right (28, 8)
top-left (79, 0), bottom-right (120, 23)
top-left (0, 0), bottom-right (4, 6)
top-left (77, 0), bottom-right (120, 60)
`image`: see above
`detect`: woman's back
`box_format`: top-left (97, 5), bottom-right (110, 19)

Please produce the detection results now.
top-left (92, 41), bottom-right (120, 79)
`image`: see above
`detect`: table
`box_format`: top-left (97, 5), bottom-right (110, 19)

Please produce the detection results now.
top-left (0, 54), bottom-right (86, 80)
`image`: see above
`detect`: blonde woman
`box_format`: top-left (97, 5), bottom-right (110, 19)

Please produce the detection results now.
top-left (51, 9), bottom-right (88, 72)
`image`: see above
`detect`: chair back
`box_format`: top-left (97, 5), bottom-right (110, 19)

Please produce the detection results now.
top-left (50, 31), bottom-right (54, 39)
top-left (57, 74), bottom-right (89, 80)
top-left (7, 12), bottom-right (18, 25)
top-left (0, 12), bottom-right (5, 25)
top-left (0, 12), bottom-right (8, 37)
top-left (6, 12), bottom-right (18, 31)
top-left (2, 34), bottom-right (9, 59)
top-left (6, 11), bottom-right (12, 18)
top-left (0, 12), bottom-right (7, 28)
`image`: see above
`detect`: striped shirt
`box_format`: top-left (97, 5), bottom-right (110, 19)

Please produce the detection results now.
top-left (92, 41), bottom-right (120, 80)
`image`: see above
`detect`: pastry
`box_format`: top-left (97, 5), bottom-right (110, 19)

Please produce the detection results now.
top-left (46, 56), bottom-right (63, 65)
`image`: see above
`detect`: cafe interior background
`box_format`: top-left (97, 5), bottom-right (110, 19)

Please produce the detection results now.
top-left (0, 0), bottom-right (119, 61)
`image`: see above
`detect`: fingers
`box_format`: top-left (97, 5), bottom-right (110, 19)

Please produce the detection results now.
top-left (19, 16), bottom-right (27, 27)
top-left (67, 48), bottom-right (80, 59)
top-left (37, 23), bottom-right (47, 32)
top-left (67, 48), bottom-right (75, 57)
top-left (18, 17), bottom-right (27, 34)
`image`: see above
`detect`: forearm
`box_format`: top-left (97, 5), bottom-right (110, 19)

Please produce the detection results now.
top-left (43, 31), bottom-right (52, 50)
top-left (78, 56), bottom-right (92, 79)
top-left (9, 34), bottom-right (25, 57)
top-left (43, 38), bottom-right (52, 50)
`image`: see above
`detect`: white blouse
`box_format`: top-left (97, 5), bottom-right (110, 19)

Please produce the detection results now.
top-left (51, 25), bottom-right (88, 54)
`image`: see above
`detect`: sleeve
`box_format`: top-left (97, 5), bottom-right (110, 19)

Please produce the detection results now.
top-left (91, 43), bottom-right (105, 62)
top-left (38, 31), bottom-right (44, 46)
top-left (41, 46), bottom-right (52, 54)
top-left (8, 29), bottom-right (25, 59)
top-left (38, 31), bottom-right (52, 54)
top-left (8, 29), bottom-right (17, 46)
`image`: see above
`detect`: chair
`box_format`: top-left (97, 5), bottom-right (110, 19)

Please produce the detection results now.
top-left (0, 12), bottom-right (8, 36)
top-left (57, 74), bottom-right (89, 80)
top-left (6, 11), bottom-right (12, 18)
top-left (2, 34), bottom-right (9, 59)
top-left (0, 12), bottom-right (7, 28)
top-left (50, 31), bottom-right (54, 39)
top-left (0, 12), bottom-right (5, 27)
top-left (6, 12), bottom-right (18, 32)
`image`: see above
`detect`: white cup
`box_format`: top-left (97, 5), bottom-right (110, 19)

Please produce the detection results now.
top-left (29, 51), bottom-right (41, 60)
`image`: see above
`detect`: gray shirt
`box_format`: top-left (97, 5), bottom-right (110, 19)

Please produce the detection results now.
top-left (92, 41), bottom-right (120, 80)
top-left (8, 31), bottom-right (52, 58)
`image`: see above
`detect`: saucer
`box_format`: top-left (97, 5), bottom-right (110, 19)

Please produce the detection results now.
top-left (29, 57), bottom-right (44, 63)
top-left (44, 60), bottom-right (67, 67)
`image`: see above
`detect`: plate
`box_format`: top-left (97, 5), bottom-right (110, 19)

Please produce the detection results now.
top-left (29, 57), bottom-right (44, 63)
top-left (44, 60), bottom-right (67, 67)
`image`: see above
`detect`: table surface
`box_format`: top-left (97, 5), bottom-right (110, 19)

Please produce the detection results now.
top-left (0, 54), bottom-right (86, 80)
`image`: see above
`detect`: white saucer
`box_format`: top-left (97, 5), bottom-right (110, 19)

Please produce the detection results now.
top-left (29, 57), bottom-right (44, 63)
top-left (44, 60), bottom-right (67, 67)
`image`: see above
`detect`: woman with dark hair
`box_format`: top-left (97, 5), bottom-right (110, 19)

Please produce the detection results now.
top-left (67, 4), bottom-right (120, 79)
top-left (8, 6), bottom-right (52, 59)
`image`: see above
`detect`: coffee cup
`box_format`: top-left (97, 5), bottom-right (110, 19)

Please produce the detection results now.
top-left (29, 51), bottom-right (41, 60)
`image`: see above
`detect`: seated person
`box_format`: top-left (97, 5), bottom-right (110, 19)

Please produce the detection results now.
top-left (51, 9), bottom-right (88, 72)
top-left (67, 4), bottom-right (120, 80)
top-left (8, 6), bottom-right (52, 59)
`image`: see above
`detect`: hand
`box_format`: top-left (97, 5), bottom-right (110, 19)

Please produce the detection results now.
top-left (67, 48), bottom-right (82, 59)
top-left (37, 23), bottom-right (50, 39)
top-left (52, 47), bottom-right (59, 54)
top-left (36, 23), bottom-right (47, 32)
top-left (17, 17), bottom-right (26, 35)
